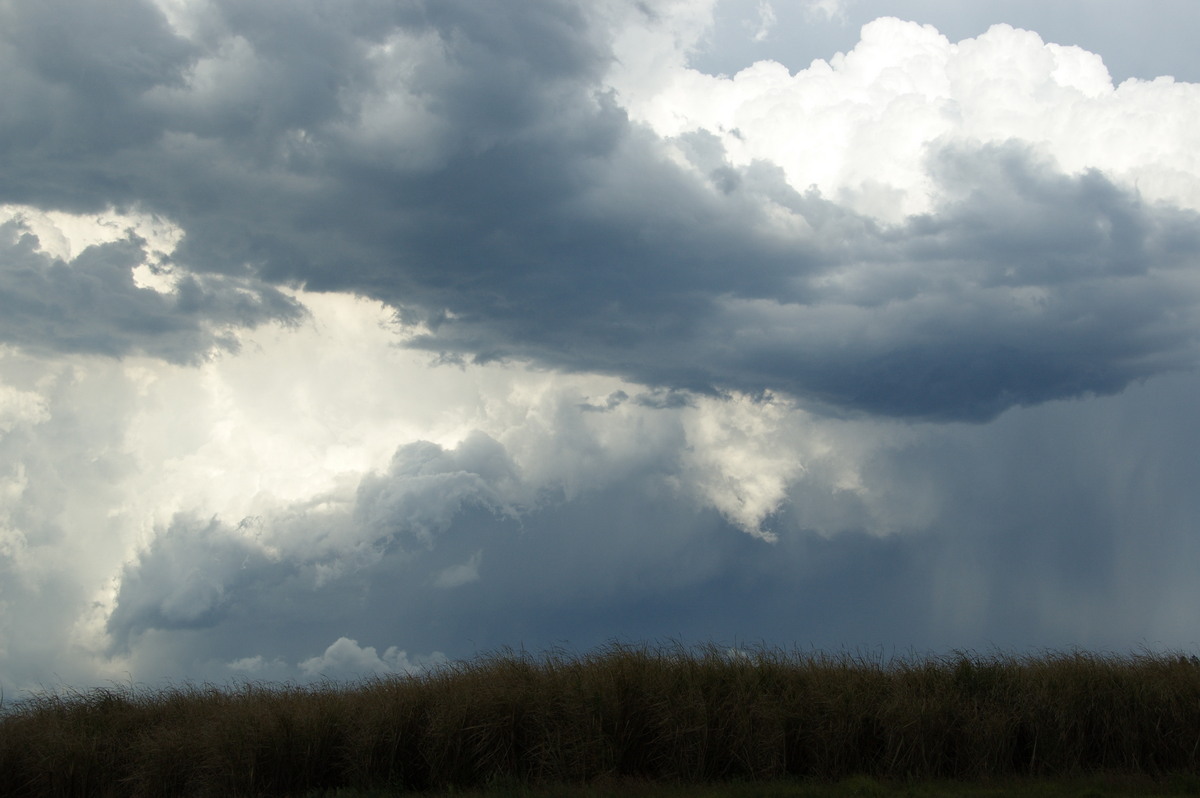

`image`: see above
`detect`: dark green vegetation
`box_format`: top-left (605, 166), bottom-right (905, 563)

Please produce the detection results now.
top-left (3, 645), bottom-right (1200, 797)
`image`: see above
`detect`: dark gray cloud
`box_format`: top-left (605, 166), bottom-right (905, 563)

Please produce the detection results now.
top-left (4, 0), bottom-right (1199, 419)
top-left (0, 218), bottom-right (305, 362)
top-left (105, 430), bottom-right (524, 653)
top-left (105, 515), bottom-right (276, 650)
top-left (401, 142), bottom-right (1200, 420)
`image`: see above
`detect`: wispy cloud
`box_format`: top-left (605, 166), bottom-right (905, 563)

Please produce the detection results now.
top-left (752, 1), bottom-right (777, 41)
top-left (802, 0), bottom-right (849, 22)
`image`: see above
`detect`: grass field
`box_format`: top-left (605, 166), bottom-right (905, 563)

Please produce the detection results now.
top-left (3, 644), bottom-right (1200, 797)
top-left (313, 772), bottom-right (1200, 797)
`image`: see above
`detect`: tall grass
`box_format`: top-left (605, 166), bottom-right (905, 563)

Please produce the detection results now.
top-left (3, 645), bottom-right (1200, 796)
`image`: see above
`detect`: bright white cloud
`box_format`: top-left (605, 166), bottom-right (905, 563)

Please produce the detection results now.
top-left (610, 17), bottom-right (1200, 223)
top-left (0, 204), bottom-right (182, 267)
top-left (298, 637), bottom-right (447, 679)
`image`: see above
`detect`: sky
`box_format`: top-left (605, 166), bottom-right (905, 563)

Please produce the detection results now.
top-left (1, 0), bottom-right (1199, 695)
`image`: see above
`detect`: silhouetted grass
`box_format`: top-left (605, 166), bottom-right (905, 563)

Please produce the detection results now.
top-left (3, 644), bottom-right (1200, 796)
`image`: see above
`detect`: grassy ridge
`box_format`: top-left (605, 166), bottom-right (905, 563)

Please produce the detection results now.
top-left (3, 645), bottom-right (1200, 796)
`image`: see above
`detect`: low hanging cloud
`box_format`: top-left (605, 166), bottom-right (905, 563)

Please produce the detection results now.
top-left (105, 429), bottom-right (527, 651)
top-left (3, 1), bottom-right (1200, 420)
top-left (3, 283), bottom-right (1199, 693)
top-left (95, 358), bottom-right (1200, 686)
top-left (298, 637), bottom-right (447, 679)
top-left (85, 317), bottom-right (834, 683)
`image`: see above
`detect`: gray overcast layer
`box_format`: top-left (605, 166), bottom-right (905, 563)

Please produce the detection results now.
top-left (3, 0), bottom-right (1199, 420)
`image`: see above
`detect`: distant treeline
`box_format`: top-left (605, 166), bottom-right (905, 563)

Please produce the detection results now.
top-left (3, 644), bottom-right (1200, 797)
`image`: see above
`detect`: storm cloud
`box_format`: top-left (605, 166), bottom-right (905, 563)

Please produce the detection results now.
top-left (3, 1), bottom-right (1198, 418)
top-left (2, 0), bottom-right (1200, 694)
